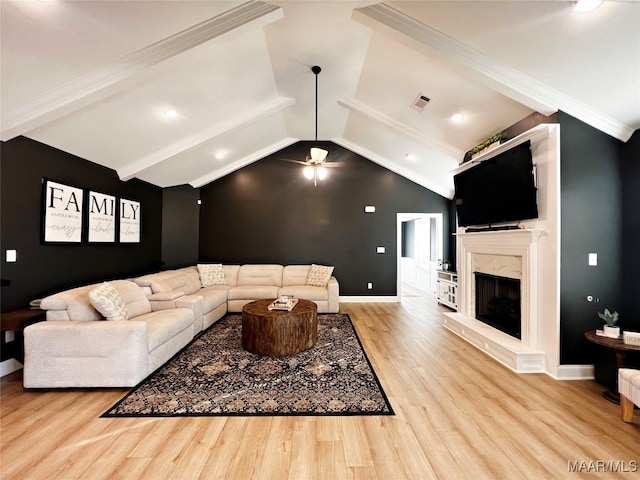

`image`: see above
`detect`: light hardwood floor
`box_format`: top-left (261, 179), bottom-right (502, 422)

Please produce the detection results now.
top-left (1, 296), bottom-right (638, 479)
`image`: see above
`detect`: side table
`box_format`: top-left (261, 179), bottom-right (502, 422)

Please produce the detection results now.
top-left (584, 330), bottom-right (640, 404)
top-left (1, 308), bottom-right (46, 363)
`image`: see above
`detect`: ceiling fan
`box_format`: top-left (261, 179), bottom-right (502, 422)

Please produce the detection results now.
top-left (281, 65), bottom-right (346, 186)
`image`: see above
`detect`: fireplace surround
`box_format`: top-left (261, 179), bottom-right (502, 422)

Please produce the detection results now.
top-left (442, 124), bottom-right (565, 378)
top-left (442, 229), bottom-right (549, 373)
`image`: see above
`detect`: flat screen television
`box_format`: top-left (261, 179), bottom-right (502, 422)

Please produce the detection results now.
top-left (454, 140), bottom-right (538, 228)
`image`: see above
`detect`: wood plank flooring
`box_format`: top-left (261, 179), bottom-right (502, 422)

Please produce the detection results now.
top-left (1, 295), bottom-right (639, 479)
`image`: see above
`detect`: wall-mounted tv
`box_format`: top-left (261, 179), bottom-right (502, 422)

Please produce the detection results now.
top-left (454, 140), bottom-right (538, 228)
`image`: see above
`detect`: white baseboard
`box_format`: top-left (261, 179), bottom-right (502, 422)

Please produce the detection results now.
top-left (554, 364), bottom-right (594, 380)
top-left (340, 296), bottom-right (400, 303)
top-left (1, 358), bottom-right (23, 377)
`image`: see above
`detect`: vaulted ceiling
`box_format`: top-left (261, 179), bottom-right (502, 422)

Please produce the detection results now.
top-left (2, 1), bottom-right (638, 199)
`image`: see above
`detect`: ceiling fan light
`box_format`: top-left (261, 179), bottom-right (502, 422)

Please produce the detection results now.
top-left (303, 166), bottom-right (314, 179)
top-left (316, 166), bottom-right (328, 180)
top-left (310, 147), bottom-right (328, 163)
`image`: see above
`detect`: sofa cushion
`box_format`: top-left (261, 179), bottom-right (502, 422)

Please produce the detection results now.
top-left (282, 265), bottom-right (311, 286)
top-left (40, 284), bottom-right (103, 322)
top-left (146, 270), bottom-right (201, 296)
top-left (111, 280), bottom-right (153, 318)
top-left (306, 264), bottom-right (334, 287)
top-left (227, 285), bottom-right (280, 301)
top-left (222, 265), bottom-right (240, 286)
top-left (237, 265), bottom-right (283, 287)
top-left (197, 287), bottom-right (228, 311)
top-left (198, 264), bottom-right (226, 286)
top-left (278, 285), bottom-right (328, 301)
top-left (135, 308), bottom-right (194, 352)
top-left (89, 282), bottom-right (129, 321)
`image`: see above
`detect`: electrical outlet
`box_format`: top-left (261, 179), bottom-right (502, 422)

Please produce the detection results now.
top-left (588, 253), bottom-right (597, 266)
top-left (367, 282), bottom-right (373, 289)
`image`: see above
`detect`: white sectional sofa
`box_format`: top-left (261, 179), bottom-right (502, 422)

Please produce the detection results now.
top-left (134, 264), bottom-right (339, 323)
top-left (24, 280), bottom-right (196, 388)
top-left (23, 264), bottom-right (339, 388)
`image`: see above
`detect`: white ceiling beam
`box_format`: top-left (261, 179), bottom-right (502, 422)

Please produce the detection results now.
top-left (190, 137), bottom-right (299, 188)
top-left (118, 96), bottom-right (295, 181)
top-left (1, 1), bottom-right (283, 141)
top-left (353, 3), bottom-right (635, 142)
top-left (333, 137), bottom-right (454, 199)
top-left (338, 97), bottom-right (464, 159)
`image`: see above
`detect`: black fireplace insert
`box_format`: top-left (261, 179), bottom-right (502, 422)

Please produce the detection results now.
top-left (474, 272), bottom-right (521, 339)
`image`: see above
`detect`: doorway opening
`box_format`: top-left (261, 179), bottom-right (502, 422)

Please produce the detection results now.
top-left (397, 213), bottom-right (443, 299)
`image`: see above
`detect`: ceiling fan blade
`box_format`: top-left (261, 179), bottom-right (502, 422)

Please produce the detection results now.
top-left (279, 158), bottom-right (310, 165)
top-left (322, 162), bottom-right (349, 168)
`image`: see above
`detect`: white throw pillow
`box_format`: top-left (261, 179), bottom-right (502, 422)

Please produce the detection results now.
top-left (306, 264), bottom-right (334, 287)
top-left (88, 282), bottom-right (128, 321)
top-left (198, 263), bottom-right (226, 287)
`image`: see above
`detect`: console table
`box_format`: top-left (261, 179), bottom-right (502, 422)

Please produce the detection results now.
top-left (436, 270), bottom-right (457, 310)
top-left (584, 330), bottom-right (640, 404)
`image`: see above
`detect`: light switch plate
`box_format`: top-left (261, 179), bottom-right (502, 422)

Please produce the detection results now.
top-left (5, 250), bottom-right (16, 262)
top-left (376, 246), bottom-right (385, 254)
top-left (588, 253), bottom-right (597, 266)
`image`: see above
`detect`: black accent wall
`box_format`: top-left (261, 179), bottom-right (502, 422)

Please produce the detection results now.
top-left (198, 141), bottom-right (454, 296)
top-left (558, 112), bottom-right (639, 367)
top-left (0, 137), bottom-right (163, 312)
top-left (621, 130), bottom-right (640, 325)
top-left (161, 185), bottom-right (200, 270)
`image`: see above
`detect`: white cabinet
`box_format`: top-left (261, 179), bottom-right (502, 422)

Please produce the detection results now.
top-left (436, 270), bottom-right (457, 310)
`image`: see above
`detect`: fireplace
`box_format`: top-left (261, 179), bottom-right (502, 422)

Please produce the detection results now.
top-left (474, 272), bottom-right (521, 339)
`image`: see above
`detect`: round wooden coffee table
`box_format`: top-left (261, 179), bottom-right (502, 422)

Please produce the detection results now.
top-left (242, 299), bottom-right (318, 356)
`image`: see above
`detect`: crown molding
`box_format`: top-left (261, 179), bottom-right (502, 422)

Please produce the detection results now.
top-left (1, 1), bottom-right (283, 141)
top-left (353, 3), bottom-right (635, 142)
top-left (190, 137), bottom-right (299, 188)
top-left (118, 96), bottom-right (295, 182)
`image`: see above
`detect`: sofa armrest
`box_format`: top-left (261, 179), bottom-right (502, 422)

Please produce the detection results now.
top-left (148, 291), bottom-right (186, 312)
top-left (148, 291), bottom-right (185, 302)
top-left (327, 277), bottom-right (339, 313)
top-left (23, 320), bottom-right (149, 388)
top-left (175, 295), bottom-right (205, 332)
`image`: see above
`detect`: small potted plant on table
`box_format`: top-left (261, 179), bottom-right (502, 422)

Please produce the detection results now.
top-left (598, 308), bottom-right (620, 338)
top-left (438, 259), bottom-right (452, 271)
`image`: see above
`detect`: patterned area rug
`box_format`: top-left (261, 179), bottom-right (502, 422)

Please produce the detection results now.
top-left (102, 313), bottom-right (394, 417)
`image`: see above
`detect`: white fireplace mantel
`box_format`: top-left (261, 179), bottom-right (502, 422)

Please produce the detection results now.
top-left (443, 229), bottom-right (547, 373)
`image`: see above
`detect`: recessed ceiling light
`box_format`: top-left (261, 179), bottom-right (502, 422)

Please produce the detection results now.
top-left (575, 0), bottom-right (602, 13)
top-left (405, 153), bottom-right (416, 161)
top-left (451, 112), bottom-right (465, 122)
top-left (215, 151), bottom-right (226, 160)
top-left (163, 108), bottom-right (178, 118)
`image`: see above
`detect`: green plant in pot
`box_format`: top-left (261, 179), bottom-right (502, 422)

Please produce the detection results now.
top-left (598, 308), bottom-right (620, 338)
top-left (438, 259), bottom-right (451, 271)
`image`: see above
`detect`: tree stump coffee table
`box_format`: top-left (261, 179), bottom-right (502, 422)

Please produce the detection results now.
top-left (241, 299), bottom-right (318, 356)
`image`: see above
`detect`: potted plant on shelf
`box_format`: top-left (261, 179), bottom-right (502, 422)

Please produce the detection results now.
top-left (598, 308), bottom-right (620, 338)
top-left (438, 259), bottom-right (452, 271)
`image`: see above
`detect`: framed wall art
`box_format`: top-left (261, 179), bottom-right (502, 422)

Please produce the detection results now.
top-left (119, 198), bottom-right (140, 243)
top-left (42, 179), bottom-right (84, 243)
top-left (88, 191), bottom-right (116, 243)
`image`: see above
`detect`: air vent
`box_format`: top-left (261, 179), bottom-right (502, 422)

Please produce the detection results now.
top-left (410, 94), bottom-right (431, 112)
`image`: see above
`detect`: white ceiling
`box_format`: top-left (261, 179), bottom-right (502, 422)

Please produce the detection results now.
top-left (2, 1), bottom-right (638, 199)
